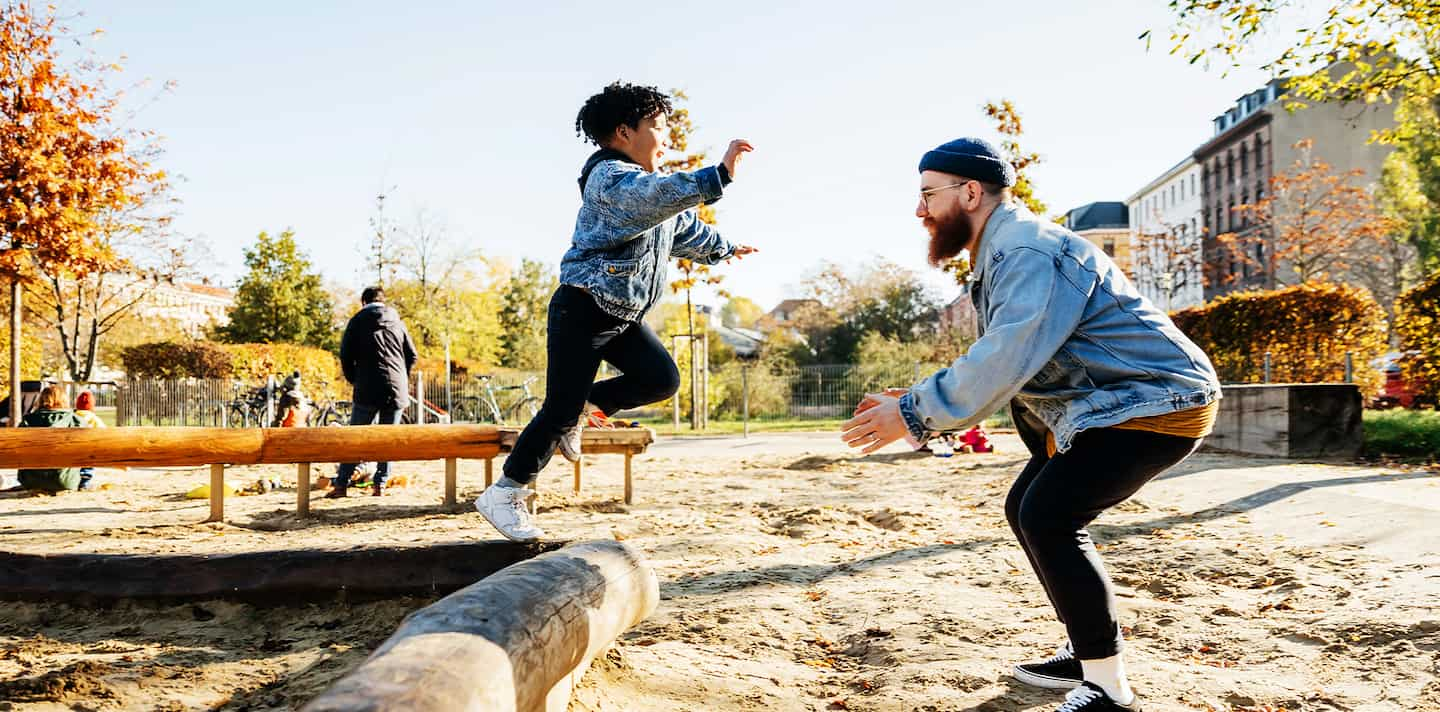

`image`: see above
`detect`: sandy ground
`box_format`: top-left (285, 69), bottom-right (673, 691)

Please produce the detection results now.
top-left (0, 432), bottom-right (1437, 711)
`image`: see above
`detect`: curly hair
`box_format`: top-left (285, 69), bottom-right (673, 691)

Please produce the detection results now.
top-left (575, 81), bottom-right (673, 146)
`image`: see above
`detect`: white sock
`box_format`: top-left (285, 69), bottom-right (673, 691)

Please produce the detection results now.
top-left (1080, 654), bottom-right (1134, 705)
top-left (494, 476), bottom-right (527, 489)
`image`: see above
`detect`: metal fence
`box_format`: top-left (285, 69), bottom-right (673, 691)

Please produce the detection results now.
top-left (107, 362), bottom-right (951, 428)
top-left (116, 378), bottom-right (236, 427)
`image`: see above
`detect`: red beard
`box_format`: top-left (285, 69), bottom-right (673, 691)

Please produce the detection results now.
top-left (926, 211), bottom-right (974, 267)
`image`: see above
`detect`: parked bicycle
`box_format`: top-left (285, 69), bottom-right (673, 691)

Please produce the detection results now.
top-left (450, 375), bottom-right (540, 425)
top-left (306, 380), bottom-right (353, 427)
top-left (222, 382), bottom-right (272, 428)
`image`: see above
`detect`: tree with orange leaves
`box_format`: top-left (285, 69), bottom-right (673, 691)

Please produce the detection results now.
top-left (1214, 139), bottom-right (1394, 289)
top-left (0, 2), bottom-right (162, 421)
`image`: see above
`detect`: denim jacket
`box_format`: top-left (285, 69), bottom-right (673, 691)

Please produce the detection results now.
top-left (898, 202), bottom-right (1220, 453)
top-left (558, 151), bottom-right (738, 322)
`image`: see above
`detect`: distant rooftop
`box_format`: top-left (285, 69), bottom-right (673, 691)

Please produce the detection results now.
top-left (1062, 201), bottom-right (1129, 231)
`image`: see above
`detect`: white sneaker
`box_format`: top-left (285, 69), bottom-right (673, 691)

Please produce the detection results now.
top-left (474, 484), bottom-right (545, 543)
top-left (557, 419), bottom-right (583, 463)
top-left (557, 401), bottom-right (596, 463)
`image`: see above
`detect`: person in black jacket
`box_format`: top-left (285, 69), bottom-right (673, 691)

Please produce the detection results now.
top-left (328, 286), bottom-right (418, 498)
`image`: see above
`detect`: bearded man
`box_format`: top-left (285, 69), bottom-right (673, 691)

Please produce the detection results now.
top-left (842, 137), bottom-right (1222, 712)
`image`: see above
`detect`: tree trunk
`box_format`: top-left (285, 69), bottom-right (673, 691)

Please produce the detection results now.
top-left (9, 279), bottom-right (20, 427)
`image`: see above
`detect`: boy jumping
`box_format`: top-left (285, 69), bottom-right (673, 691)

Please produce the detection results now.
top-left (476, 81), bottom-right (755, 542)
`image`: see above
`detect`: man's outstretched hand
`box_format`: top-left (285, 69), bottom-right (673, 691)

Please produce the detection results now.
top-left (841, 392), bottom-right (908, 455)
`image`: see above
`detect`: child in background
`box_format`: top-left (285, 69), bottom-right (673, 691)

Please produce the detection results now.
top-left (73, 390), bottom-right (105, 490)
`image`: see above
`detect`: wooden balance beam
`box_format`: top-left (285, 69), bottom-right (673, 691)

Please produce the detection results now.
top-left (304, 540), bottom-right (658, 712)
top-left (482, 427), bottom-right (655, 505)
top-left (0, 424), bottom-right (502, 523)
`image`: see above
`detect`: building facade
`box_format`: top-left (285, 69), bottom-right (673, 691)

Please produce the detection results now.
top-left (1061, 202), bottom-right (1132, 274)
top-left (1125, 157), bottom-right (1205, 311)
top-left (1196, 78), bottom-right (1396, 299)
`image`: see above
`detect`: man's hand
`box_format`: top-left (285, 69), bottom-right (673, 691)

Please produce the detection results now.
top-left (854, 387), bottom-right (908, 416)
top-left (722, 139), bottom-right (754, 179)
top-left (841, 393), bottom-right (908, 454)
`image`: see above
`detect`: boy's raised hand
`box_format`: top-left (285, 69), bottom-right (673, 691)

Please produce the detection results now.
top-left (722, 139), bottom-right (754, 179)
top-left (726, 245), bottom-right (758, 264)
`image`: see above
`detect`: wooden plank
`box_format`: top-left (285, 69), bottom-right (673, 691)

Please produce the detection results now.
top-left (297, 462), bottom-right (311, 517)
top-left (0, 428), bottom-right (265, 469)
top-left (0, 424), bottom-right (502, 469)
top-left (0, 541), bottom-right (564, 604)
top-left (445, 457), bottom-right (458, 506)
top-left (303, 541), bottom-right (658, 712)
top-left (573, 458), bottom-right (582, 495)
top-left (259, 425), bottom-right (501, 464)
top-left (484, 458), bottom-right (493, 487)
top-left (207, 463), bottom-right (225, 523)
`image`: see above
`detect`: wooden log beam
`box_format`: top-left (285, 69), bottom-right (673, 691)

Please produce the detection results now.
top-left (304, 540), bottom-right (659, 712)
top-left (0, 424), bottom-right (501, 469)
top-left (0, 541), bottom-right (562, 604)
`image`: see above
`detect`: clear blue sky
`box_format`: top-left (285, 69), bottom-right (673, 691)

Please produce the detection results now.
top-left (83, 0), bottom-right (1270, 312)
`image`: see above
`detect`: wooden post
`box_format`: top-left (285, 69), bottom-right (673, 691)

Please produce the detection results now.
top-left (572, 458), bottom-right (582, 495)
top-left (297, 462), bottom-right (310, 516)
top-left (207, 463), bottom-right (224, 523)
top-left (445, 457), bottom-right (457, 506)
top-left (484, 458), bottom-right (493, 487)
top-left (9, 279), bottom-right (20, 428)
top-left (302, 541), bottom-right (659, 712)
top-left (623, 452), bottom-right (633, 505)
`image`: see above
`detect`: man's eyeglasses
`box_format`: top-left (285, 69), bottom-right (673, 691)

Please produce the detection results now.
top-left (920, 180), bottom-right (975, 208)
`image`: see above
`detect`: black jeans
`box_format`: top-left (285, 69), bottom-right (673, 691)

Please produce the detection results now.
top-left (334, 402), bottom-right (405, 488)
top-left (502, 286), bottom-right (679, 484)
top-left (1006, 402), bottom-right (1200, 659)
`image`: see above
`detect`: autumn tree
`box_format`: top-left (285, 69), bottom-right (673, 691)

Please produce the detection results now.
top-left (1216, 140), bottom-right (1394, 288)
top-left (1153, 0), bottom-right (1437, 129)
top-left (720, 296), bottom-right (764, 329)
top-left (0, 3), bottom-right (161, 420)
top-left (660, 89), bottom-right (731, 428)
top-left (498, 259), bottom-right (556, 371)
top-left (216, 230), bottom-right (337, 349)
top-left (25, 195), bottom-right (201, 381)
top-left (1131, 214), bottom-right (1206, 311)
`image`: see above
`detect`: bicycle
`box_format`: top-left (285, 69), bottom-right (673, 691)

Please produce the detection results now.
top-left (221, 382), bottom-right (270, 428)
top-left (451, 375), bottom-right (540, 425)
top-left (306, 380), bottom-right (354, 427)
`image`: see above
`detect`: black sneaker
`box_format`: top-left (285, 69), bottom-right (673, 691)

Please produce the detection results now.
top-left (1055, 682), bottom-right (1141, 711)
top-left (1013, 642), bottom-right (1083, 689)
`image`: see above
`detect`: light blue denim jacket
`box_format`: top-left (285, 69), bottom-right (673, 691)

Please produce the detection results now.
top-left (559, 151), bottom-right (737, 322)
top-left (898, 202), bottom-right (1221, 453)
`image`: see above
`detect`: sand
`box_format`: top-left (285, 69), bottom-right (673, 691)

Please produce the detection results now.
top-left (0, 432), bottom-right (1437, 711)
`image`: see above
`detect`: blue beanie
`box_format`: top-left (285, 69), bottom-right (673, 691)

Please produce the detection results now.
top-left (919, 137), bottom-right (1016, 187)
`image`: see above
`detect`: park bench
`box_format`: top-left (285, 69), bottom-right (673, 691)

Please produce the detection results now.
top-left (0, 423), bottom-right (656, 522)
top-left (482, 426), bottom-right (655, 505)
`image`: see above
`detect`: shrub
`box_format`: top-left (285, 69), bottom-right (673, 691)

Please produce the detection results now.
top-left (1170, 282), bottom-right (1386, 393)
top-left (221, 343), bottom-right (344, 401)
top-left (120, 341), bottom-right (234, 379)
top-left (1394, 270), bottom-right (1440, 405)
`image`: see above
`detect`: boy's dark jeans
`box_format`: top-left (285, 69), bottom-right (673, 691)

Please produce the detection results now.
top-left (334, 403), bottom-right (405, 489)
top-left (502, 286), bottom-right (679, 484)
top-left (1007, 403), bottom-right (1200, 659)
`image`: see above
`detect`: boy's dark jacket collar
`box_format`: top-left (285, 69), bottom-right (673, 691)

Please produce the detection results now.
top-left (578, 148), bottom-right (639, 193)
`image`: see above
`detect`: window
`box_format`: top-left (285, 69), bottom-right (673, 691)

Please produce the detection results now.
top-left (1103, 237), bottom-right (1115, 256)
top-left (1240, 144), bottom-right (1249, 177)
